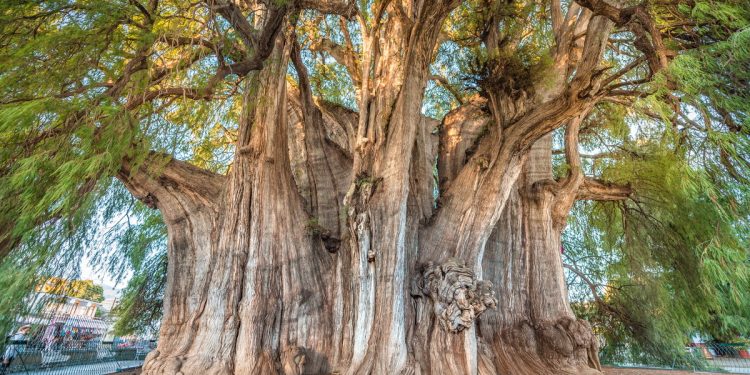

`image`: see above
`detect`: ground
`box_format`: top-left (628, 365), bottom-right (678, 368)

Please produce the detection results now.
top-left (109, 367), bottom-right (141, 375)
top-left (107, 367), bottom-right (726, 375)
top-left (604, 367), bottom-right (710, 375)
top-left (120, 366), bottom-right (715, 374)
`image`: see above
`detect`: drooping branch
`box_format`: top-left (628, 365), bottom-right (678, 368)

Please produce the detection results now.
top-left (563, 263), bottom-right (609, 310)
top-left (125, 87), bottom-right (215, 109)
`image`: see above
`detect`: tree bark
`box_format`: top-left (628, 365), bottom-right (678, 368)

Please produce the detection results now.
top-left (112, 5), bottom-right (626, 375)
top-left (121, 30), bottom-right (338, 374)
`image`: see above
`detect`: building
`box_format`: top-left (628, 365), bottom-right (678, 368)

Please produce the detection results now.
top-left (15, 292), bottom-right (111, 348)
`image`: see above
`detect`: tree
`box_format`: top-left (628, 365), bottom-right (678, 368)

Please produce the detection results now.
top-left (0, 0), bottom-right (748, 374)
top-left (37, 277), bottom-right (106, 303)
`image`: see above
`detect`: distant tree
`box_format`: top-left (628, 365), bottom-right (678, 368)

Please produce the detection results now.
top-left (37, 278), bottom-right (105, 303)
top-left (1, 0), bottom-right (749, 374)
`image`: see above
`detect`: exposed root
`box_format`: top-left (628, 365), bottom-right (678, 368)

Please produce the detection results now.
top-left (534, 317), bottom-right (601, 371)
top-left (479, 318), bottom-right (602, 375)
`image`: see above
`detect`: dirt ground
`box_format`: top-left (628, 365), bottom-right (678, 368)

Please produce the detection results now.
top-left (109, 366), bottom-right (714, 374)
top-left (604, 367), bottom-right (711, 374)
top-left (109, 369), bottom-right (141, 375)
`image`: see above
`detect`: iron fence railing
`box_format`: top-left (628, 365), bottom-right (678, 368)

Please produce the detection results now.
top-left (603, 342), bottom-right (750, 374)
top-left (695, 342), bottom-right (750, 374)
top-left (1, 339), bottom-right (154, 375)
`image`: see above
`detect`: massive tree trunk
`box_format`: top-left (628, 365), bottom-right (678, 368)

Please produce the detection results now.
top-left (114, 2), bottom-right (634, 374)
top-left (475, 136), bottom-right (602, 375)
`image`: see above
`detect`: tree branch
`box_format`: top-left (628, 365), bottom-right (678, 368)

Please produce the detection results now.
top-left (125, 87), bottom-right (215, 109)
top-left (552, 114), bottom-right (587, 228)
top-left (118, 153), bottom-right (226, 211)
top-left (563, 263), bottom-right (607, 306)
top-left (300, 0), bottom-right (357, 18)
top-left (205, 0), bottom-right (257, 51)
top-left (309, 38), bottom-right (361, 85)
top-left (574, 0), bottom-right (670, 74)
top-left (430, 74), bottom-right (464, 104)
top-left (577, 177), bottom-right (632, 201)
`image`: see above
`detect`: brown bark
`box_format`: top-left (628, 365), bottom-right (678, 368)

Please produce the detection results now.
top-left (109, 3), bottom-right (636, 375)
top-left (339, 2), bottom-right (461, 373)
top-left (119, 29), bottom-right (338, 374)
top-left (426, 111), bottom-right (603, 374)
top-left (289, 39), bottom-right (352, 244)
top-left (0, 0), bottom-right (662, 373)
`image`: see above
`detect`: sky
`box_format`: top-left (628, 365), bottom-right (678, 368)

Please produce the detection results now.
top-left (80, 255), bottom-right (131, 301)
top-left (78, 210), bottom-right (136, 301)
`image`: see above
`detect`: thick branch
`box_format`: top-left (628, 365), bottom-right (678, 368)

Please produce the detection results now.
top-left (289, 38), bottom-right (353, 240)
top-left (551, 115), bottom-right (587, 228)
top-left (436, 96), bottom-right (490, 189)
top-left (300, 0), bottom-right (357, 18)
top-left (574, 0), bottom-right (670, 74)
top-left (309, 38), bottom-right (361, 85)
top-left (576, 177), bottom-right (631, 201)
top-left (117, 154), bottom-right (225, 214)
top-left (205, 0), bottom-right (257, 51)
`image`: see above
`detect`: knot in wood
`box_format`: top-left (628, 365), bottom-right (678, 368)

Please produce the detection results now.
top-left (420, 258), bottom-right (498, 333)
top-left (140, 193), bottom-right (158, 209)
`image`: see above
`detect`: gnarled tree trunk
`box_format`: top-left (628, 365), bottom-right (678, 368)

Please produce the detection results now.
top-left (115, 2), bottom-right (635, 374)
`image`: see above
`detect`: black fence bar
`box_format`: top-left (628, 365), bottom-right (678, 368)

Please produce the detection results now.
top-left (602, 342), bottom-right (750, 374)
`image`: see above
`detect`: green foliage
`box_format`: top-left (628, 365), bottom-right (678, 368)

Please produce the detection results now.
top-left (566, 149), bottom-right (750, 365)
top-left (0, 0), bottom-right (235, 336)
top-left (112, 251), bottom-right (167, 337)
top-left (559, 1), bottom-right (750, 366)
top-left (37, 277), bottom-right (105, 302)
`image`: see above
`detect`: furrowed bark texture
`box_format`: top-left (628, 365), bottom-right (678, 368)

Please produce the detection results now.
top-left (113, 4), bottom-right (631, 374)
top-left (123, 30), bottom-right (337, 375)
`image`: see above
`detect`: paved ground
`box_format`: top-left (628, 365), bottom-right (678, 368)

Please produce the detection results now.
top-left (605, 365), bottom-right (750, 374)
top-left (109, 368), bottom-right (140, 375)
top-left (711, 358), bottom-right (750, 374)
top-left (10, 363), bottom-right (750, 375)
top-left (605, 368), bottom-right (698, 374)
top-left (9, 360), bottom-right (142, 375)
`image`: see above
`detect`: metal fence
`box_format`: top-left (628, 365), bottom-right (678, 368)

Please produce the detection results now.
top-left (603, 342), bottom-right (750, 374)
top-left (1, 339), bottom-right (153, 375)
top-left (695, 342), bottom-right (750, 374)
